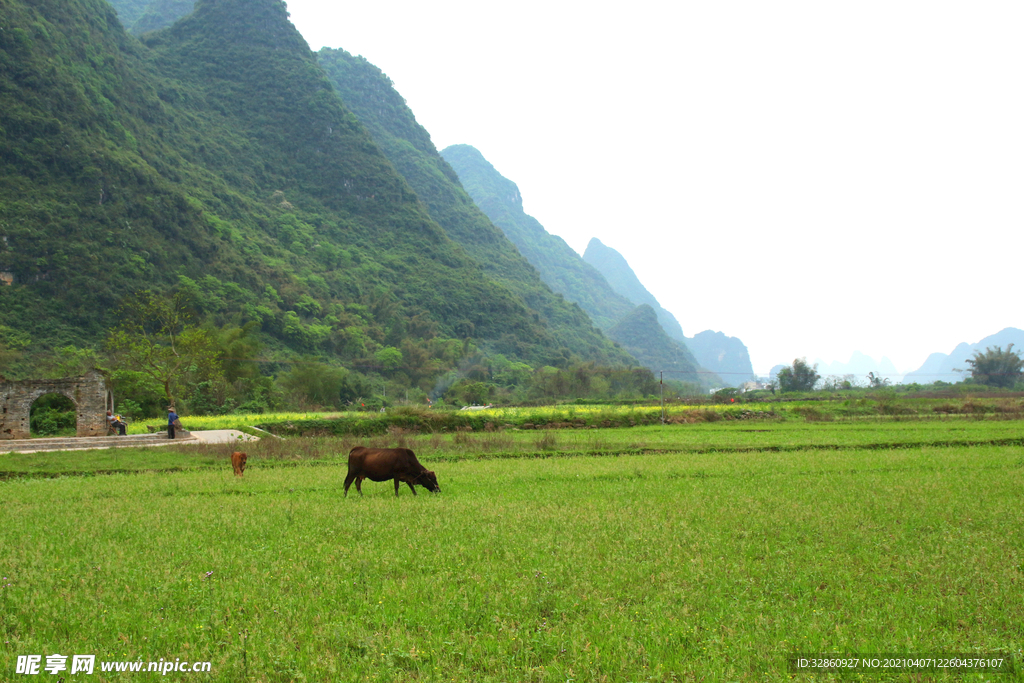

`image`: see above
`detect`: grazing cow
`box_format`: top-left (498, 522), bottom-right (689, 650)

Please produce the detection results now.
top-left (231, 451), bottom-right (247, 477)
top-left (344, 446), bottom-right (440, 497)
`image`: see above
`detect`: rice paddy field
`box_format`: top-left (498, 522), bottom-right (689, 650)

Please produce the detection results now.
top-left (2, 412), bottom-right (1023, 681)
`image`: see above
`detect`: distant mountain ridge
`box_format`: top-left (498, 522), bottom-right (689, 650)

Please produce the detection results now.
top-left (440, 145), bottom-right (636, 331)
top-left (814, 352), bottom-right (901, 384)
top-left (903, 328), bottom-right (1024, 384)
top-left (441, 145), bottom-right (707, 383)
top-left (583, 238), bottom-right (685, 339)
top-left (315, 48), bottom-right (632, 366)
top-left (687, 330), bottom-right (755, 386)
top-left (582, 238), bottom-right (754, 386)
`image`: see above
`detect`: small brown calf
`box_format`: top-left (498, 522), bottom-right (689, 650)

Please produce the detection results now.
top-left (231, 451), bottom-right (247, 477)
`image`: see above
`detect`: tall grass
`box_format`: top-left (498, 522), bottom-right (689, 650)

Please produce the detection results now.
top-left (124, 397), bottom-right (1024, 439)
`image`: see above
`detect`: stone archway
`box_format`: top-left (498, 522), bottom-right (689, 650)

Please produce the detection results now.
top-left (0, 370), bottom-right (109, 439)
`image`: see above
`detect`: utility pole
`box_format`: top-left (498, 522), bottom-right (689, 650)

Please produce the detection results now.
top-left (660, 371), bottom-right (665, 424)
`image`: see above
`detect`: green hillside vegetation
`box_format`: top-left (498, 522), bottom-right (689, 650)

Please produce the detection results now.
top-left (316, 48), bottom-right (630, 367)
top-left (133, 0), bottom-right (195, 34)
top-left (441, 144), bottom-right (636, 330)
top-left (100, 0), bottom-right (153, 30)
top-left (105, 0), bottom-right (195, 35)
top-left (0, 0), bottom-right (655, 416)
top-left (606, 305), bottom-right (705, 387)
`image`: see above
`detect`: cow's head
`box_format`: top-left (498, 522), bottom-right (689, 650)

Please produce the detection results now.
top-left (417, 470), bottom-right (440, 493)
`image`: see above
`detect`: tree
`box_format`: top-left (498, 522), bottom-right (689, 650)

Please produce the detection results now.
top-left (105, 290), bottom-right (221, 408)
top-left (374, 346), bottom-right (403, 373)
top-left (867, 372), bottom-right (891, 388)
top-left (278, 360), bottom-right (351, 409)
top-left (776, 358), bottom-right (820, 392)
top-left (965, 344), bottom-right (1023, 388)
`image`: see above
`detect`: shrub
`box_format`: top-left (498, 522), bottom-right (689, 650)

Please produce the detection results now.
top-left (794, 406), bottom-right (833, 422)
top-left (534, 432), bottom-right (559, 451)
top-left (30, 408), bottom-right (77, 436)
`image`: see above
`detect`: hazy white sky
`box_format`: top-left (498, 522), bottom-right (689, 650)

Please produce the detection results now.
top-left (285, 0), bottom-right (1023, 375)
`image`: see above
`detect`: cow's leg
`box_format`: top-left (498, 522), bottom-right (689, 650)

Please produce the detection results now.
top-left (343, 472), bottom-right (356, 497)
top-left (355, 477), bottom-right (364, 495)
top-left (406, 481), bottom-right (417, 495)
top-left (394, 478), bottom-right (401, 496)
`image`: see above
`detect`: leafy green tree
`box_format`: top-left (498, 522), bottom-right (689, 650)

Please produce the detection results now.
top-left (217, 322), bottom-right (262, 385)
top-left (105, 290), bottom-right (221, 408)
top-left (447, 380), bottom-right (494, 406)
top-left (965, 344), bottom-right (1023, 388)
top-left (278, 360), bottom-right (354, 410)
top-left (375, 346), bottom-right (403, 373)
top-left (491, 354), bottom-right (533, 387)
top-left (776, 358), bottom-right (820, 392)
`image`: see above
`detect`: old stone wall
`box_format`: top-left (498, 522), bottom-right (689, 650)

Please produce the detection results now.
top-left (0, 370), bottom-right (109, 439)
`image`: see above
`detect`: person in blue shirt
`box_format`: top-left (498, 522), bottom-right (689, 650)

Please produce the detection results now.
top-left (167, 408), bottom-right (179, 439)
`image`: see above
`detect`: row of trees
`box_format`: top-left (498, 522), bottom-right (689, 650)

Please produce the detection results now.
top-left (4, 289), bottom-right (680, 419)
top-left (774, 345), bottom-right (1024, 393)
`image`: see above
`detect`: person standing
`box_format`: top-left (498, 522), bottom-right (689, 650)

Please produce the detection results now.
top-left (167, 407), bottom-right (179, 439)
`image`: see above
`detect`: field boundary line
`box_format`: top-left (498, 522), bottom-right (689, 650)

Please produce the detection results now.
top-left (2, 436), bottom-right (1023, 481)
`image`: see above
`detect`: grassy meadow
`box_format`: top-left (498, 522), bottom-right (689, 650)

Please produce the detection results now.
top-left (1, 418), bottom-right (1022, 681)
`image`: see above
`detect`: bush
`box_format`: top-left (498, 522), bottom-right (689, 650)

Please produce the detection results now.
top-left (30, 394), bottom-right (77, 436)
top-left (794, 406), bottom-right (833, 422)
top-left (30, 408), bottom-right (77, 436)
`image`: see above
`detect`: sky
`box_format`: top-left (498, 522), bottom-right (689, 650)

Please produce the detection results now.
top-left (285, 0), bottom-right (1023, 376)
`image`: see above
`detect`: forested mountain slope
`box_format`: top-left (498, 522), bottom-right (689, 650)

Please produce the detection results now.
top-left (316, 49), bottom-right (631, 366)
top-left (0, 0), bottom-right (595, 370)
top-left (606, 306), bottom-right (702, 385)
top-left (105, 0), bottom-right (194, 35)
top-left (440, 144), bottom-right (636, 330)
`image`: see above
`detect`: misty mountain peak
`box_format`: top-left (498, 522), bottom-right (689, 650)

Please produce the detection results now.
top-left (583, 236), bottom-right (685, 340)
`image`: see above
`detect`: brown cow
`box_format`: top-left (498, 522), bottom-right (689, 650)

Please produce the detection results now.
top-left (231, 451), bottom-right (247, 477)
top-left (344, 446), bottom-right (440, 497)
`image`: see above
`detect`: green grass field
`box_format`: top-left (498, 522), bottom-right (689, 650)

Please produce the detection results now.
top-left (1, 419), bottom-right (1022, 681)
